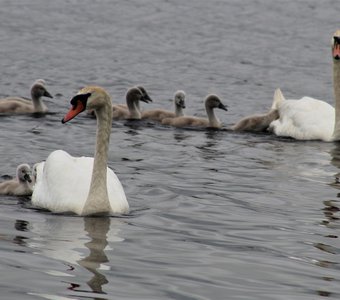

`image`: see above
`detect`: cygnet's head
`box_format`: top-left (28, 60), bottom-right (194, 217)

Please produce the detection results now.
top-left (135, 86), bottom-right (153, 103)
top-left (126, 86), bottom-right (153, 105)
top-left (34, 79), bottom-right (46, 86)
top-left (174, 90), bottom-right (186, 109)
top-left (204, 94), bottom-right (228, 111)
top-left (31, 79), bottom-right (53, 99)
top-left (16, 164), bottom-right (32, 183)
top-left (332, 30), bottom-right (340, 61)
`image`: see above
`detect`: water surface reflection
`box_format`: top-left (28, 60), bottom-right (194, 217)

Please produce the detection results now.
top-left (78, 217), bottom-right (111, 294)
top-left (24, 216), bottom-right (125, 299)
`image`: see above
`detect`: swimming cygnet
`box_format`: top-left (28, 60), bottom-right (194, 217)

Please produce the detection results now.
top-left (112, 86), bottom-right (153, 120)
top-left (0, 79), bottom-right (53, 113)
top-left (162, 94), bottom-right (228, 129)
top-left (141, 90), bottom-right (186, 122)
top-left (231, 89), bottom-right (281, 132)
top-left (0, 164), bottom-right (33, 196)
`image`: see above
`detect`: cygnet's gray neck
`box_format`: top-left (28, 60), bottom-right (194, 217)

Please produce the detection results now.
top-left (205, 105), bottom-right (220, 127)
top-left (127, 96), bottom-right (141, 119)
top-left (31, 93), bottom-right (47, 112)
top-left (175, 104), bottom-right (184, 117)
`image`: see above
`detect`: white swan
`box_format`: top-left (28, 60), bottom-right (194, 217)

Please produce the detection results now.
top-left (231, 89), bottom-right (280, 132)
top-left (0, 164), bottom-right (33, 196)
top-left (268, 30), bottom-right (340, 141)
top-left (162, 94), bottom-right (228, 129)
top-left (32, 86), bottom-right (129, 216)
top-left (0, 79), bottom-right (53, 113)
top-left (142, 90), bottom-right (186, 122)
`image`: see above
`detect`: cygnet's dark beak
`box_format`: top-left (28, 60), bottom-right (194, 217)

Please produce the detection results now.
top-left (141, 93), bottom-right (153, 103)
top-left (24, 173), bottom-right (32, 183)
top-left (44, 90), bottom-right (53, 98)
top-left (218, 102), bottom-right (228, 111)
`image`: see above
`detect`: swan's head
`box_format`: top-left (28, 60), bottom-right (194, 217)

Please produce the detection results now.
top-left (31, 80), bottom-right (53, 99)
top-left (204, 94), bottom-right (228, 111)
top-left (174, 90), bottom-right (186, 109)
top-left (332, 30), bottom-right (340, 61)
top-left (16, 164), bottom-right (32, 183)
top-left (62, 86), bottom-right (111, 123)
top-left (135, 85), bottom-right (152, 103)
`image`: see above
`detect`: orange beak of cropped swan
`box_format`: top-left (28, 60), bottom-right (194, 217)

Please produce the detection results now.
top-left (333, 36), bottom-right (340, 60)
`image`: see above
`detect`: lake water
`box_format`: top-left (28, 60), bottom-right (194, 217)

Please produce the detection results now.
top-left (1, 0), bottom-right (340, 299)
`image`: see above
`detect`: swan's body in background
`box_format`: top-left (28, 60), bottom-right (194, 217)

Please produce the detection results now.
top-left (162, 94), bottom-right (227, 129)
top-left (268, 30), bottom-right (340, 141)
top-left (142, 90), bottom-right (186, 122)
top-left (0, 164), bottom-right (33, 196)
top-left (32, 86), bottom-right (129, 216)
top-left (269, 92), bottom-right (335, 140)
top-left (0, 79), bottom-right (53, 113)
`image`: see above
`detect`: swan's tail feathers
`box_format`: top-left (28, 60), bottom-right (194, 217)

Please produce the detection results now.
top-left (271, 88), bottom-right (285, 109)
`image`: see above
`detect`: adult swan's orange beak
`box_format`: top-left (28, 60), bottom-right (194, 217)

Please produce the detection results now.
top-left (62, 93), bottom-right (91, 123)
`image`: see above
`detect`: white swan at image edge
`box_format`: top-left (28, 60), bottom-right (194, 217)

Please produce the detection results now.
top-left (32, 86), bottom-right (129, 216)
top-left (268, 30), bottom-right (340, 142)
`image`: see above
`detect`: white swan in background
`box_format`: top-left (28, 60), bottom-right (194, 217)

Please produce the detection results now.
top-left (32, 86), bottom-right (129, 216)
top-left (0, 164), bottom-right (33, 196)
top-left (268, 30), bottom-right (340, 141)
top-left (231, 89), bottom-right (280, 132)
top-left (0, 79), bottom-right (53, 113)
top-left (112, 86), bottom-right (152, 120)
top-left (162, 94), bottom-right (228, 129)
top-left (142, 90), bottom-right (186, 122)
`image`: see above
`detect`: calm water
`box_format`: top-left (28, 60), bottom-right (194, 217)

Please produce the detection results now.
top-left (1, 0), bottom-right (340, 299)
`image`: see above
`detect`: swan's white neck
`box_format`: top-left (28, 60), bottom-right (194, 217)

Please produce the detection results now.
top-left (82, 100), bottom-right (113, 215)
top-left (333, 59), bottom-right (340, 140)
top-left (175, 104), bottom-right (184, 117)
top-left (205, 104), bottom-right (220, 128)
top-left (127, 96), bottom-right (141, 119)
top-left (31, 92), bottom-right (47, 113)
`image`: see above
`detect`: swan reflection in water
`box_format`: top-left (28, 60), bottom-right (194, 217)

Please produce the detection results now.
top-left (328, 143), bottom-right (340, 224)
top-left (22, 215), bottom-right (125, 296)
top-left (327, 144), bottom-right (340, 224)
top-left (77, 217), bottom-right (112, 293)
top-left (305, 143), bottom-right (340, 298)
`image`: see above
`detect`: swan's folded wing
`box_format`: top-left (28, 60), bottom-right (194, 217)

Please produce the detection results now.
top-left (271, 98), bottom-right (335, 141)
top-left (32, 150), bottom-right (92, 214)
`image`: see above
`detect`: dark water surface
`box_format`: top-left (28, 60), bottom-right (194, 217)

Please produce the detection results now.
top-left (1, 0), bottom-right (340, 299)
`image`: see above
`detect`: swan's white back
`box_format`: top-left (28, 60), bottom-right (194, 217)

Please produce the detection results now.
top-left (32, 150), bottom-right (128, 215)
top-left (269, 96), bottom-right (335, 141)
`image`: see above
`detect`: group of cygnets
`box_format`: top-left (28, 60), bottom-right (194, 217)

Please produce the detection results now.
top-left (0, 30), bottom-right (340, 216)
